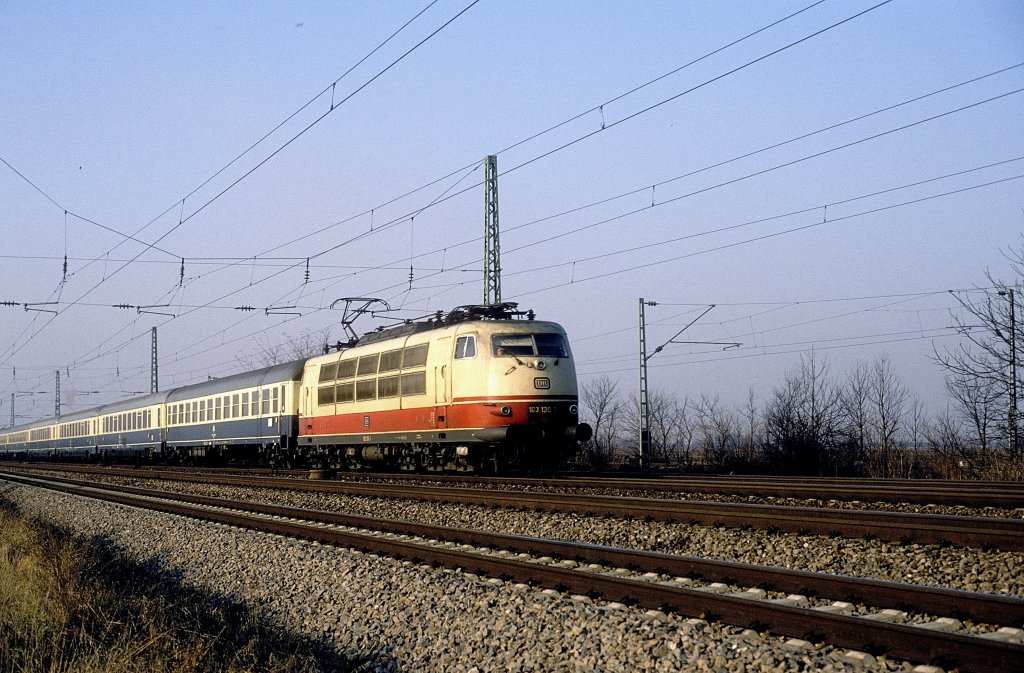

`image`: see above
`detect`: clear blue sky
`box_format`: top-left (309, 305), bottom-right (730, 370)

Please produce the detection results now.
top-left (2, 0), bottom-right (1022, 424)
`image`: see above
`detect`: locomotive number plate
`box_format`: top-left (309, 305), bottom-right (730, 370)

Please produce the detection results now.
top-left (529, 406), bottom-right (554, 414)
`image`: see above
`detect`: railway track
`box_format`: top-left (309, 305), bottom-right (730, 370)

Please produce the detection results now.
top-left (2, 470), bottom-right (1021, 673)
top-left (11, 464), bottom-right (1023, 550)
top-left (9, 461), bottom-right (1024, 508)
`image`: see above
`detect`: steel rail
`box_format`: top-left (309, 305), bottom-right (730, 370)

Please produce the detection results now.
top-left (125, 470), bottom-right (1024, 551)
top-left (9, 462), bottom-right (1023, 508)
top-left (6, 465), bottom-right (1024, 548)
top-left (1, 471), bottom-right (1020, 673)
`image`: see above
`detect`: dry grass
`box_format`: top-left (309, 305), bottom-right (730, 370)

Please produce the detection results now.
top-left (0, 497), bottom-right (364, 673)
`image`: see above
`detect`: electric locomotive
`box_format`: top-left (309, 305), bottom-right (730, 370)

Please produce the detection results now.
top-left (297, 303), bottom-right (591, 472)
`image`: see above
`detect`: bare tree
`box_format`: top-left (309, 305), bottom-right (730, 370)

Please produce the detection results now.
top-left (840, 360), bottom-right (873, 472)
top-left (647, 390), bottom-right (682, 466)
top-left (579, 376), bottom-right (622, 467)
top-left (762, 352), bottom-right (844, 475)
top-left (869, 355), bottom-right (909, 477)
top-left (945, 372), bottom-right (1001, 458)
top-left (904, 396), bottom-right (926, 478)
top-left (695, 394), bottom-right (737, 469)
top-left (925, 405), bottom-right (975, 478)
top-left (237, 328), bottom-right (330, 369)
top-left (738, 389), bottom-right (760, 466)
top-left (934, 239), bottom-right (1023, 462)
top-left (673, 396), bottom-right (698, 469)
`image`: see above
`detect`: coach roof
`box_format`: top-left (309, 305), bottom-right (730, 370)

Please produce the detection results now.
top-left (165, 359), bottom-right (306, 402)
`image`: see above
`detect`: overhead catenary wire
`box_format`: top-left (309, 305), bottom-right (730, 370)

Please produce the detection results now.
top-left (58, 0), bottom-right (883, 324)
top-left (33, 162), bottom-right (1019, 401)
top-left (0, 0), bottom-right (482, 370)
top-left (256, 66), bottom-right (1024, 300)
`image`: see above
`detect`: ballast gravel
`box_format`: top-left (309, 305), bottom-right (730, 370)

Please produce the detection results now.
top-left (4, 480), bottom-right (920, 673)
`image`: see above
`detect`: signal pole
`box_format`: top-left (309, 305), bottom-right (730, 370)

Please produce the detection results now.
top-left (10, 393), bottom-right (13, 427)
top-left (483, 155), bottom-right (501, 305)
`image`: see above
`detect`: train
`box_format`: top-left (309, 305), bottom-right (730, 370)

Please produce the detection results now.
top-left (0, 304), bottom-right (592, 473)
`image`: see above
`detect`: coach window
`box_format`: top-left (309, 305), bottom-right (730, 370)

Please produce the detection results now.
top-left (191, 401), bottom-right (198, 423)
top-left (378, 375), bottom-right (400, 398)
top-left (319, 361), bottom-right (338, 382)
top-left (379, 349), bottom-right (402, 373)
top-left (336, 381), bottom-right (354, 403)
top-left (337, 359), bottom-right (356, 379)
top-left (252, 390), bottom-right (259, 416)
top-left (318, 384), bottom-right (335, 406)
top-left (401, 371), bottom-right (426, 396)
top-left (241, 392), bottom-right (249, 417)
top-left (403, 343), bottom-right (429, 368)
top-left (261, 389), bottom-right (270, 415)
top-left (455, 335), bottom-right (476, 359)
top-left (215, 397), bottom-right (222, 421)
top-left (272, 387), bottom-right (279, 414)
top-left (357, 353), bottom-right (379, 376)
top-left (356, 378), bottom-right (377, 401)
top-left (232, 394), bottom-right (240, 417)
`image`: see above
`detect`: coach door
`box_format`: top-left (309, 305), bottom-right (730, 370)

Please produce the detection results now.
top-left (433, 336), bottom-right (452, 429)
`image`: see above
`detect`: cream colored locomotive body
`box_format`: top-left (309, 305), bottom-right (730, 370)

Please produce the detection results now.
top-left (299, 317), bottom-right (589, 471)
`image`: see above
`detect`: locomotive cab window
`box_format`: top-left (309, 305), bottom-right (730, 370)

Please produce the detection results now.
top-left (455, 335), bottom-right (476, 359)
top-left (535, 333), bottom-right (569, 357)
top-left (492, 334), bottom-right (533, 357)
top-left (492, 333), bottom-right (568, 358)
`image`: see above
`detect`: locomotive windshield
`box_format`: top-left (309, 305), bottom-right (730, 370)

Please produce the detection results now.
top-left (492, 333), bottom-right (569, 358)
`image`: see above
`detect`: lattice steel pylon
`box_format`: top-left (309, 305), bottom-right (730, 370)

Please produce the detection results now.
top-left (483, 155), bottom-right (501, 306)
top-left (151, 326), bottom-right (159, 393)
top-left (55, 370), bottom-right (61, 417)
top-left (638, 298), bottom-right (655, 470)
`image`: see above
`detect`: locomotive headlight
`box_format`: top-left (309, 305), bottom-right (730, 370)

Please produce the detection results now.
top-left (569, 404), bottom-right (578, 415)
top-left (500, 405), bottom-right (512, 417)
top-left (535, 360), bottom-right (546, 370)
